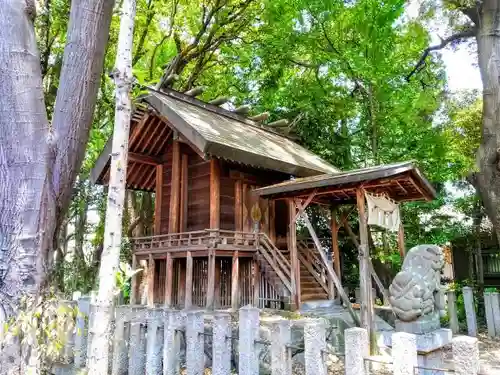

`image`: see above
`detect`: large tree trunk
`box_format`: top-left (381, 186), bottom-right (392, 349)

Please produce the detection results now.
top-left (0, 1), bottom-right (51, 372)
top-left (476, 1), bottom-right (500, 243)
top-left (49, 0), bottom-right (114, 256)
top-left (88, 0), bottom-right (136, 372)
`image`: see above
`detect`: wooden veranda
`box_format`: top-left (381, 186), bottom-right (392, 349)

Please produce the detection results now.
top-left (253, 161), bottom-right (436, 345)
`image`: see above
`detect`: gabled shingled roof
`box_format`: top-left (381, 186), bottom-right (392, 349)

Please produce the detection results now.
top-left (91, 88), bottom-right (340, 190)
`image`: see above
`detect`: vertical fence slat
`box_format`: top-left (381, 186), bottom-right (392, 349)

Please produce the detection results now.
top-left (392, 332), bottom-right (417, 375)
top-left (271, 319), bottom-right (291, 375)
top-left (128, 319), bottom-right (147, 375)
top-left (304, 320), bottom-right (327, 375)
top-left (447, 290), bottom-right (459, 334)
top-left (111, 306), bottom-right (130, 375)
top-left (484, 292), bottom-right (496, 337)
top-left (163, 310), bottom-right (184, 375)
top-left (74, 296), bottom-right (90, 368)
top-left (239, 306), bottom-right (260, 375)
top-left (491, 292), bottom-right (500, 337)
top-left (344, 327), bottom-right (367, 375)
top-left (146, 309), bottom-right (164, 375)
top-left (186, 310), bottom-right (205, 375)
top-left (452, 336), bottom-right (479, 375)
top-left (462, 287), bottom-right (477, 337)
top-left (213, 312), bottom-right (232, 375)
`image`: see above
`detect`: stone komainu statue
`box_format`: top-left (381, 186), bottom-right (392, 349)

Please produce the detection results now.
top-left (389, 244), bottom-right (445, 322)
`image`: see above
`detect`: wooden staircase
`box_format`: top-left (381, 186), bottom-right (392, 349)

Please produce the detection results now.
top-left (297, 240), bottom-right (330, 302)
top-left (257, 233), bottom-right (292, 298)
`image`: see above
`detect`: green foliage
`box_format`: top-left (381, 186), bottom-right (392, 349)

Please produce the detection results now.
top-left (2, 290), bottom-right (77, 372)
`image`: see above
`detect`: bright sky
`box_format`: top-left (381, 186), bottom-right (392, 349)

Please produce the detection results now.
top-left (406, 1), bottom-right (482, 92)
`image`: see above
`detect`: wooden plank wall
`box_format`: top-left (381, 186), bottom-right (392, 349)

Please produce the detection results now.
top-left (154, 259), bottom-right (166, 304)
top-left (187, 149), bottom-right (210, 231)
top-left (192, 257), bottom-right (208, 307)
top-left (159, 139), bottom-right (173, 233)
top-left (220, 166), bottom-right (235, 230)
top-left (239, 259), bottom-right (253, 306)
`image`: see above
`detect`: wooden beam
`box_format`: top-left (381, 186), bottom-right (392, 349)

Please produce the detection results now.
top-left (169, 140), bottom-right (181, 233)
top-left (253, 259), bottom-right (260, 307)
top-left (340, 214), bottom-right (390, 307)
top-left (356, 189), bottom-right (375, 351)
top-left (154, 165), bottom-right (163, 234)
top-left (235, 180), bottom-right (243, 231)
top-left (397, 223), bottom-right (406, 258)
top-left (147, 254), bottom-right (155, 307)
top-left (130, 254), bottom-right (138, 305)
top-left (295, 199), bottom-right (359, 325)
top-left (179, 154), bottom-right (188, 232)
top-left (129, 152), bottom-right (161, 166)
top-left (288, 199), bottom-right (300, 310)
top-left (164, 253), bottom-right (173, 307)
top-left (185, 86), bottom-right (205, 97)
top-left (185, 251), bottom-right (193, 308)
top-left (294, 189), bottom-right (317, 221)
top-left (231, 251), bottom-right (240, 310)
top-left (210, 159), bottom-right (221, 229)
top-left (206, 250), bottom-right (216, 310)
top-left (209, 96), bottom-right (229, 106)
top-left (269, 200), bottom-right (276, 244)
top-left (267, 119), bottom-right (288, 127)
top-left (249, 112), bottom-right (269, 122)
top-left (330, 206), bottom-right (341, 300)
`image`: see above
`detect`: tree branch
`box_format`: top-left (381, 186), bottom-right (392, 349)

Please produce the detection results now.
top-left (406, 27), bottom-right (477, 81)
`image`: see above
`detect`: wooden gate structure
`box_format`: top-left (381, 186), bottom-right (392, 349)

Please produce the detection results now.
top-left (91, 87), bottom-right (436, 346)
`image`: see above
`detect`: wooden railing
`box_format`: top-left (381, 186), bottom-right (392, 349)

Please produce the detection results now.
top-left (257, 233), bottom-right (292, 294)
top-left (131, 229), bottom-right (260, 253)
top-left (297, 240), bottom-right (330, 296)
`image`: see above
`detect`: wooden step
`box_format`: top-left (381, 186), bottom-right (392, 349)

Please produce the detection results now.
top-left (301, 292), bottom-right (329, 301)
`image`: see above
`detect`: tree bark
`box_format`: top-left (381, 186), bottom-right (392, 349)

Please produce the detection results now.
top-left (88, 0), bottom-right (136, 372)
top-left (49, 0), bottom-right (114, 256)
top-left (0, 1), bottom-right (51, 372)
top-left (476, 1), bottom-right (500, 244)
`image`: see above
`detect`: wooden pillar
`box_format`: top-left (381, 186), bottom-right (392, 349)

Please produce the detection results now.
top-left (330, 206), bottom-right (341, 300)
top-left (356, 189), bottom-right (374, 351)
top-left (169, 139), bottom-right (181, 233)
top-left (288, 199), bottom-right (300, 310)
top-left (269, 200), bottom-right (276, 244)
top-left (179, 154), bottom-right (188, 232)
top-left (214, 257), bottom-right (221, 308)
top-left (253, 259), bottom-right (260, 307)
top-left (154, 164), bottom-right (163, 235)
top-left (210, 159), bottom-right (221, 229)
top-left (235, 180), bottom-right (243, 231)
top-left (147, 254), bottom-right (155, 307)
top-left (242, 184), bottom-right (250, 232)
top-left (185, 251), bottom-right (193, 308)
top-left (397, 223), bottom-right (406, 258)
top-left (206, 250), bottom-right (216, 310)
top-left (164, 253), bottom-right (173, 307)
top-left (231, 251), bottom-right (240, 310)
top-left (130, 254), bottom-right (138, 305)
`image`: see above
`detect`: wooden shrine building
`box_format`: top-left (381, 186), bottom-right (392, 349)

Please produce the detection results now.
top-left (91, 87), bottom-right (436, 335)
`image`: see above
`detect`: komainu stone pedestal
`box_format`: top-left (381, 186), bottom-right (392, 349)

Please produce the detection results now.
top-left (382, 314), bottom-right (452, 375)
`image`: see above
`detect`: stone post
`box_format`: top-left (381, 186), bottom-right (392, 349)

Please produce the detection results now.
top-left (392, 332), bottom-right (417, 375)
top-left (146, 309), bottom-right (164, 375)
top-left (345, 327), bottom-right (368, 375)
top-left (270, 319), bottom-right (291, 375)
top-left (304, 320), bottom-right (327, 375)
top-left (238, 306), bottom-right (260, 375)
top-left (462, 287), bottom-right (477, 337)
top-left (212, 312), bottom-right (231, 375)
top-left (447, 290), bottom-right (459, 334)
top-left (85, 301), bottom-right (97, 368)
top-left (186, 310), bottom-right (205, 375)
top-left (111, 306), bottom-right (130, 375)
top-left (74, 296), bottom-right (90, 368)
top-left (163, 310), bottom-right (184, 375)
top-left (491, 292), bottom-right (500, 337)
top-left (355, 288), bottom-right (361, 303)
top-left (484, 292), bottom-right (496, 337)
top-left (128, 319), bottom-right (147, 375)
top-left (452, 336), bottom-right (479, 375)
